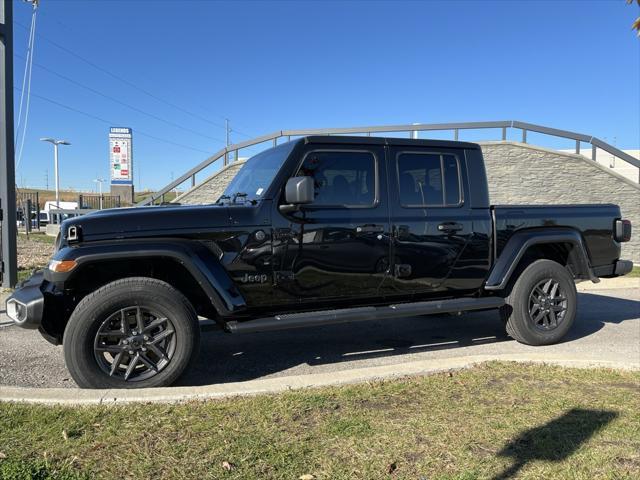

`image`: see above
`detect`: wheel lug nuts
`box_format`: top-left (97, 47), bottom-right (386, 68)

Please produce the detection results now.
top-left (143, 335), bottom-right (149, 341)
top-left (123, 340), bottom-right (129, 345)
top-left (128, 350), bottom-right (134, 355)
top-left (141, 347), bottom-right (147, 352)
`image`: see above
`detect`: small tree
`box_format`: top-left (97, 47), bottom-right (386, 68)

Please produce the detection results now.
top-left (628, 0), bottom-right (640, 37)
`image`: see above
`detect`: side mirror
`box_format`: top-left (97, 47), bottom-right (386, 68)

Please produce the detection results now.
top-left (280, 176), bottom-right (314, 213)
top-left (285, 176), bottom-right (314, 204)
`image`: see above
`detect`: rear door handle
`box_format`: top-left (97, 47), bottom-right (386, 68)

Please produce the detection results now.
top-left (437, 222), bottom-right (463, 233)
top-left (355, 224), bottom-right (384, 234)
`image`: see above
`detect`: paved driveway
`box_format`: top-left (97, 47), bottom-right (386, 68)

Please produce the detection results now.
top-left (1, 287), bottom-right (638, 389)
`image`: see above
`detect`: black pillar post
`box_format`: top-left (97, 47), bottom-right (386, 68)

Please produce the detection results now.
top-left (0, 0), bottom-right (17, 288)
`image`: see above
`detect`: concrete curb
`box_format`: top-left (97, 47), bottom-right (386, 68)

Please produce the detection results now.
top-left (1, 354), bottom-right (638, 406)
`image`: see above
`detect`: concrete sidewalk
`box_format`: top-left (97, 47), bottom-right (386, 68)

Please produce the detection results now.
top-left (576, 276), bottom-right (639, 291)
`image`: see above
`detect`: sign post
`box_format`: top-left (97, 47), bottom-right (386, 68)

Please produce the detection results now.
top-left (109, 127), bottom-right (134, 204)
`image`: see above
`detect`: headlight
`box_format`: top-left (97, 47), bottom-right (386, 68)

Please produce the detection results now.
top-left (48, 259), bottom-right (77, 273)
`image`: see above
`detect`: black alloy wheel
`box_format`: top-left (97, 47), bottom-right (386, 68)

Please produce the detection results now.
top-left (93, 306), bottom-right (177, 382)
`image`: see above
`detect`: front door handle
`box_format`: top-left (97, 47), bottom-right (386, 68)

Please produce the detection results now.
top-left (437, 222), bottom-right (463, 233)
top-left (356, 224), bottom-right (384, 234)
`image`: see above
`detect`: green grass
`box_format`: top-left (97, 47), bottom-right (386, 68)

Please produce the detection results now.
top-left (16, 270), bottom-right (32, 284)
top-left (18, 233), bottom-right (56, 245)
top-left (628, 266), bottom-right (640, 278)
top-left (0, 362), bottom-right (638, 479)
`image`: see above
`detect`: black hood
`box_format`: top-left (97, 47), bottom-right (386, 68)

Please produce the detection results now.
top-left (62, 204), bottom-right (239, 241)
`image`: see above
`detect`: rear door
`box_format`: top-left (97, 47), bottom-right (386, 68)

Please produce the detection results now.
top-left (271, 144), bottom-right (391, 305)
top-left (387, 146), bottom-right (479, 296)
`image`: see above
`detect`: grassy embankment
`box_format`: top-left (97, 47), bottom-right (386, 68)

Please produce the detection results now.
top-left (0, 362), bottom-right (638, 479)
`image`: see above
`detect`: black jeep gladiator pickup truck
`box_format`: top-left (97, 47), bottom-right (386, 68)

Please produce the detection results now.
top-left (6, 136), bottom-right (633, 388)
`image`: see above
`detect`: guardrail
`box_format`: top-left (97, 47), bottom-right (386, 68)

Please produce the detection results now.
top-left (137, 120), bottom-right (640, 206)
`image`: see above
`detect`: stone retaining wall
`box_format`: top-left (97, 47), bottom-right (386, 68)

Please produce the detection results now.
top-left (175, 142), bottom-right (639, 262)
top-left (174, 161), bottom-right (246, 205)
top-left (481, 142), bottom-right (639, 263)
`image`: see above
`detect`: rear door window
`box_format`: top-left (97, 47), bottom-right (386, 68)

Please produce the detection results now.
top-left (397, 152), bottom-right (462, 207)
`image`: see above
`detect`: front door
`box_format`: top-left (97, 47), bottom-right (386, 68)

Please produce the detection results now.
top-left (387, 146), bottom-right (478, 297)
top-left (272, 144), bottom-right (391, 306)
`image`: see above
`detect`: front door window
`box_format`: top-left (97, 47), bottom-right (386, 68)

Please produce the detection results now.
top-left (272, 146), bottom-right (390, 305)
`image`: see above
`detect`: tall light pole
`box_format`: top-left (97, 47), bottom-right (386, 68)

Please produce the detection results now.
top-left (93, 177), bottom-right (105, 209)
top-left (40, 138), bottom-right (70, 207)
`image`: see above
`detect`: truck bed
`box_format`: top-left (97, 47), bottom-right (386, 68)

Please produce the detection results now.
top-left (492, 204), bottom-right (622, 267)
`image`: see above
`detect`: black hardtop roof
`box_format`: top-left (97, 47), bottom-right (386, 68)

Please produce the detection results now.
top-left (301, 135), bottom-right (481, 150)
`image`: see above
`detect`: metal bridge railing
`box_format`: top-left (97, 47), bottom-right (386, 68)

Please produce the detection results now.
top-left (137, 120), bottom-right (640, 206)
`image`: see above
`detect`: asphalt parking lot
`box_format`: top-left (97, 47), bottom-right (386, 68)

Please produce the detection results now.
top-left (1, 285), bottom-right (638, 389)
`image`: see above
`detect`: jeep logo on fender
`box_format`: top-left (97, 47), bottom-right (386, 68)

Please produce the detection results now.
top-left (238, 273), bottom-right (269, 284)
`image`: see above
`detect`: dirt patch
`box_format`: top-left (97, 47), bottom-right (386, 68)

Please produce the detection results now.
top-left (605, 382), bottom-right (640, 391)
top-left (17, 235), bottom-right (55, 270)
top-left (614, 456), bottom-right (640, 469)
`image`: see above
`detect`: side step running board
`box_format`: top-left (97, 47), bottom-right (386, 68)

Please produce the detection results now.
top-left (226, 297), bottom-right (505, 334)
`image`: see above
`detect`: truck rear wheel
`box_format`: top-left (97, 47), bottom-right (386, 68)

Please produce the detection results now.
top-left (500, 259), bottom-right (577, 345)
top-left (63, 277), bottom-right (200, 389)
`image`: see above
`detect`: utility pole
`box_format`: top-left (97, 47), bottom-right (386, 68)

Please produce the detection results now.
top-left (0, 0), bottom-right (18, 288)
top-left (225, 118), bottom-right (230, 147)
top-left (44, 169), bottom-right (48, 190)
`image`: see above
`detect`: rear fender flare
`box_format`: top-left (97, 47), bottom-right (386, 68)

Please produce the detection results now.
top-left (485, 228), bottom-right (595, 291)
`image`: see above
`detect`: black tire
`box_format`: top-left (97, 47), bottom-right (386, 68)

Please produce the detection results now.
top-left (63, 277), bottom-right (200, 389)
top-left (500, 259), bottom-right (577, 346)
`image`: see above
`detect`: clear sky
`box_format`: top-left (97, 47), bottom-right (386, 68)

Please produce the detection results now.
top-left (11, 0), bottom-right (640, 192)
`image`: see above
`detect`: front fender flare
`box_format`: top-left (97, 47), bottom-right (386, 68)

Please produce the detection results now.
top-left (485, 228), bottom-right (596, 291)
top-left (46, 239), bottom-right (246, 316)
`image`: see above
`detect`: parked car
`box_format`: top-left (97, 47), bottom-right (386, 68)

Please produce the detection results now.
top-left (39, 201), bottom-right (79, 226)
top-left (6, 136), bottom-right (633, 388)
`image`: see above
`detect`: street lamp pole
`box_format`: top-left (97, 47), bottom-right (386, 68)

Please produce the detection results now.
top-left (53, 142), bottom-right (59, 205)
top-left (40, 138), bottom-right (70, 208)
top-left (93, 178), bottom-right (105, 209)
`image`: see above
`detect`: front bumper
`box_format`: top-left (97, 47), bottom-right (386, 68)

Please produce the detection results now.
top-left (5, 270), bottom-right (45, 329)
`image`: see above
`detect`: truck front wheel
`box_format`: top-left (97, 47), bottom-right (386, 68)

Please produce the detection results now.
top-left (500, 259), bottom-right (577, 346)
top-left (63, 277), bottom-right (200, 389)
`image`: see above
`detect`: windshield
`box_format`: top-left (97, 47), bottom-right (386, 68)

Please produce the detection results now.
top-left (219, 140), bottom-right (297, 203)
